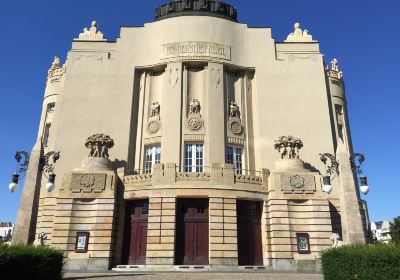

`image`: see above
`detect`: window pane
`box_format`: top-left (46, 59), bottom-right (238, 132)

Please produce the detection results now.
top-left (184, 143), bottom-right (203, 172)
top-left (144, 145), bottom-right (161, 173)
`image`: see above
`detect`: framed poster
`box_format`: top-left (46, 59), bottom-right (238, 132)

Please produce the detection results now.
top-left (75, 232), bottom-right (90, 253)
top-left (296, 233), bottom-right (310, 254)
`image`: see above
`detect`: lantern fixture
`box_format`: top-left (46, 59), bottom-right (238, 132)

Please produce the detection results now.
top-left (350, 153), bottom-right (370, 195)
top-left (9, 150), bottom-right (60, 193)
top-left (320, 153), bottom-right (339, 194)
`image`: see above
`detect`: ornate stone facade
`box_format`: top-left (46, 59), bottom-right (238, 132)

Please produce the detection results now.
top-left (13, 0), bottom-right (368, 274)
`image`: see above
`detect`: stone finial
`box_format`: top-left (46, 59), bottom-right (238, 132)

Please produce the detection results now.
top-left (47, 56), bottom-right (66, 84)
top-left (285, 22), bottom-right (315, 42)
top-left (329, 58), bottom-right (344, 80)
top-left (76, 21), bottom-right (106, 41)
top-left (85, 134), bottom-right (114, 159)
top-left (274, 135), bottom-right (303, 159)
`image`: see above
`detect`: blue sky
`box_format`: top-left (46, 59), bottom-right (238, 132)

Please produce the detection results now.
top-left (0, 0), bottom-right (399, 223)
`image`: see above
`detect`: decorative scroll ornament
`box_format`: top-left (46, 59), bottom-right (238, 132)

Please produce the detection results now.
top-left (274, 135), bottom-right (303, 159)
top-left (85, 134), bottom-right (114, 159)
top-left (350, 153), bottom-right (365, 175)
top-left (76, 21), bottom-right (106, 41)
top-left (15, 151), bottom-right (30, 177)
top-left (320, 153), bottom-right (339, 179)
top-left (47, 57), bottom-right (66, 84)
top-left (40, 151), bottom-right (60, 178)
top-left (285, 23), bottom-right (315, 42)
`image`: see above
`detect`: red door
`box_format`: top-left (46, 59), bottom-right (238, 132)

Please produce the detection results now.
top-left (175, 199), bottom-right (209, 265)
top-left (237, 200), bottom-right (263, 265)
top-left (122, 200), bottom-right (149, 265)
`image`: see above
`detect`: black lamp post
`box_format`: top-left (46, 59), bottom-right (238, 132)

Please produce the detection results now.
top-left (9, 151), bottom-right (60, 193)
top-left (350, 153), bottom-right (369, 195)
top-left (319, 153), bottom-right (339, 194)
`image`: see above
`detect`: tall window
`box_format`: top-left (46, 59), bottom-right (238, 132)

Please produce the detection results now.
top-left (47, 102), bottom-right (55, 112)
top-left (43, 123), bottom-right (51, 147)
top-left (144, 145), bottom-right (161, 173)
top-left (227, 146), bottom-right (243, 174)
top-left (184, 143), bottom-right (204, 172)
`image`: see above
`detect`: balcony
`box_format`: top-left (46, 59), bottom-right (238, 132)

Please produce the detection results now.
top-left (119, 163), bottom-right (269, 191)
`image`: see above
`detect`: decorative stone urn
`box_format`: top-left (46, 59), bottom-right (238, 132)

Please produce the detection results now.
top-left (75, 134), bottom-right (114, 172)
top-left (273, 135), bottom-right (308, 172)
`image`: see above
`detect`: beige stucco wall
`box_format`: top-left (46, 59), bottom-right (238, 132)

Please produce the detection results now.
top-left (13, 12), bottom-right (368, 271)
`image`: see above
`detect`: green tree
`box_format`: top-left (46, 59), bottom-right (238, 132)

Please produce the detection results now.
top-left (390, 216), bottom-right (400, 243)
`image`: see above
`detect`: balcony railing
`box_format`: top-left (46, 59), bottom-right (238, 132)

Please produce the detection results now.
top-left (120, 163), bottom-right (269, 188)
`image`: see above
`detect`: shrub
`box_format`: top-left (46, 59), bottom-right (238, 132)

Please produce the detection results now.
top-left (0, 245), bottom-right (64, 280)
top-left (390, 216), bottom-right (400, 243)
top-left (321, 243), bottom-right (400, 280)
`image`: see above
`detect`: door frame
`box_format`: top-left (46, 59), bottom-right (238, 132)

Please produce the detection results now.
top-left (175, 198), bottom-right (209, 265)
top-left (121, 199), bottom-right (149, 265)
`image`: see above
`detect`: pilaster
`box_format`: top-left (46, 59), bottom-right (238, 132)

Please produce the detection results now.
top-left (337, 149), bottom-right (366, 244)
top-left (205, 63), bottom-right (225, 164)
top-left (12, 143), bottom-right (42, 245)
top-left (161, 62), bottom-right (182, 164)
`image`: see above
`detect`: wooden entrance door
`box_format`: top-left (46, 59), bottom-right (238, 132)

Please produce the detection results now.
top-left (122, 200), bottom-right (149, 265)
top-left (237, 200), bottom-right (263, 265)
top-left (175, 198), bottom-right (209, 265)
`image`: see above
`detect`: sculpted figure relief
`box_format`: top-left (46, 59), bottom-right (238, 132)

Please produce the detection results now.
top-left (85, 134), bottom-right (114, 159)
top-left (274, 135), bottom-right (303, 159)
top-left (189, 98), bottom-right (201, 115)
top-left (331, 58), bottom-right (339, 72)
top-left (229, 101), bottom-right (240, 118)
top-left (151, 102), bottom-right (160, 117)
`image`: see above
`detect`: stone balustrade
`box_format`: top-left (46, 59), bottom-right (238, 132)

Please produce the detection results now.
top-left (121, 163), bottom-right (269, 189)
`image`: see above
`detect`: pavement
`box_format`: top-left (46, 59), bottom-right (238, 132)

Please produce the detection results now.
top-left (64, 272), bottom-right (324, 280)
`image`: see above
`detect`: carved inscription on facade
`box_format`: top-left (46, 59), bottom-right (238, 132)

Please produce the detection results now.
top-left (71, 173), bottom-right (107, 193)
top-left (161, 42), bottom-right (231, 61)
top-left (281, 174), bottom-right (316, 194)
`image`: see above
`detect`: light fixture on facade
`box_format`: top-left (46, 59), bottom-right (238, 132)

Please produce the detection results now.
top-left (9, 150), bottom-right (60, 193)
top-left (320, 153), bottom-right (339, 194)
top-left (350, 153), bottom-right (369, 195)
top-left (9, 151), bottom-right (30, 193)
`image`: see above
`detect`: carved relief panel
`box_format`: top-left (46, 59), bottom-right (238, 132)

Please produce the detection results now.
top-left (184, 65), bottom-right (205, 133)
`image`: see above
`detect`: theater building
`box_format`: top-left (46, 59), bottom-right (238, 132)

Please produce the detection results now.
top-left (13, 0), bottom-right (369, 272)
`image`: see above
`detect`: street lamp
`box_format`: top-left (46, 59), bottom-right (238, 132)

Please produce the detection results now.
top-left (350, 153), bottom-right (369, 195)
top-left (319, 153), bottom-right (339, 194)
top-left (9, 151), bottom-right (29, 193)
top-left (9, 151), bottom-right (60, 193)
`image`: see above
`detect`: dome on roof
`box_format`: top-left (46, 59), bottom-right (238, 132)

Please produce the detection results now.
top-left (155, 0), bottom-right (238, 22)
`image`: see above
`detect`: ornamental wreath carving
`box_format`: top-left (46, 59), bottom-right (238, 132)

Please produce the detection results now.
top-left (85, 134), bottom-right (114, 159)
top-left (188, 116), bottom-right (203, 130)
top-left (79, 174), bottom-right (95, 188)
top-left (274, 135), bottom-right (303, 159)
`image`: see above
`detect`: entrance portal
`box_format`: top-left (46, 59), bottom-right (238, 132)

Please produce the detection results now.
top-left (237, 200), bottom-right (263, 265)
top-left (175, 198), bottom-right (209, 265)
top-left (122, 200), bottom-right (149, 265)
